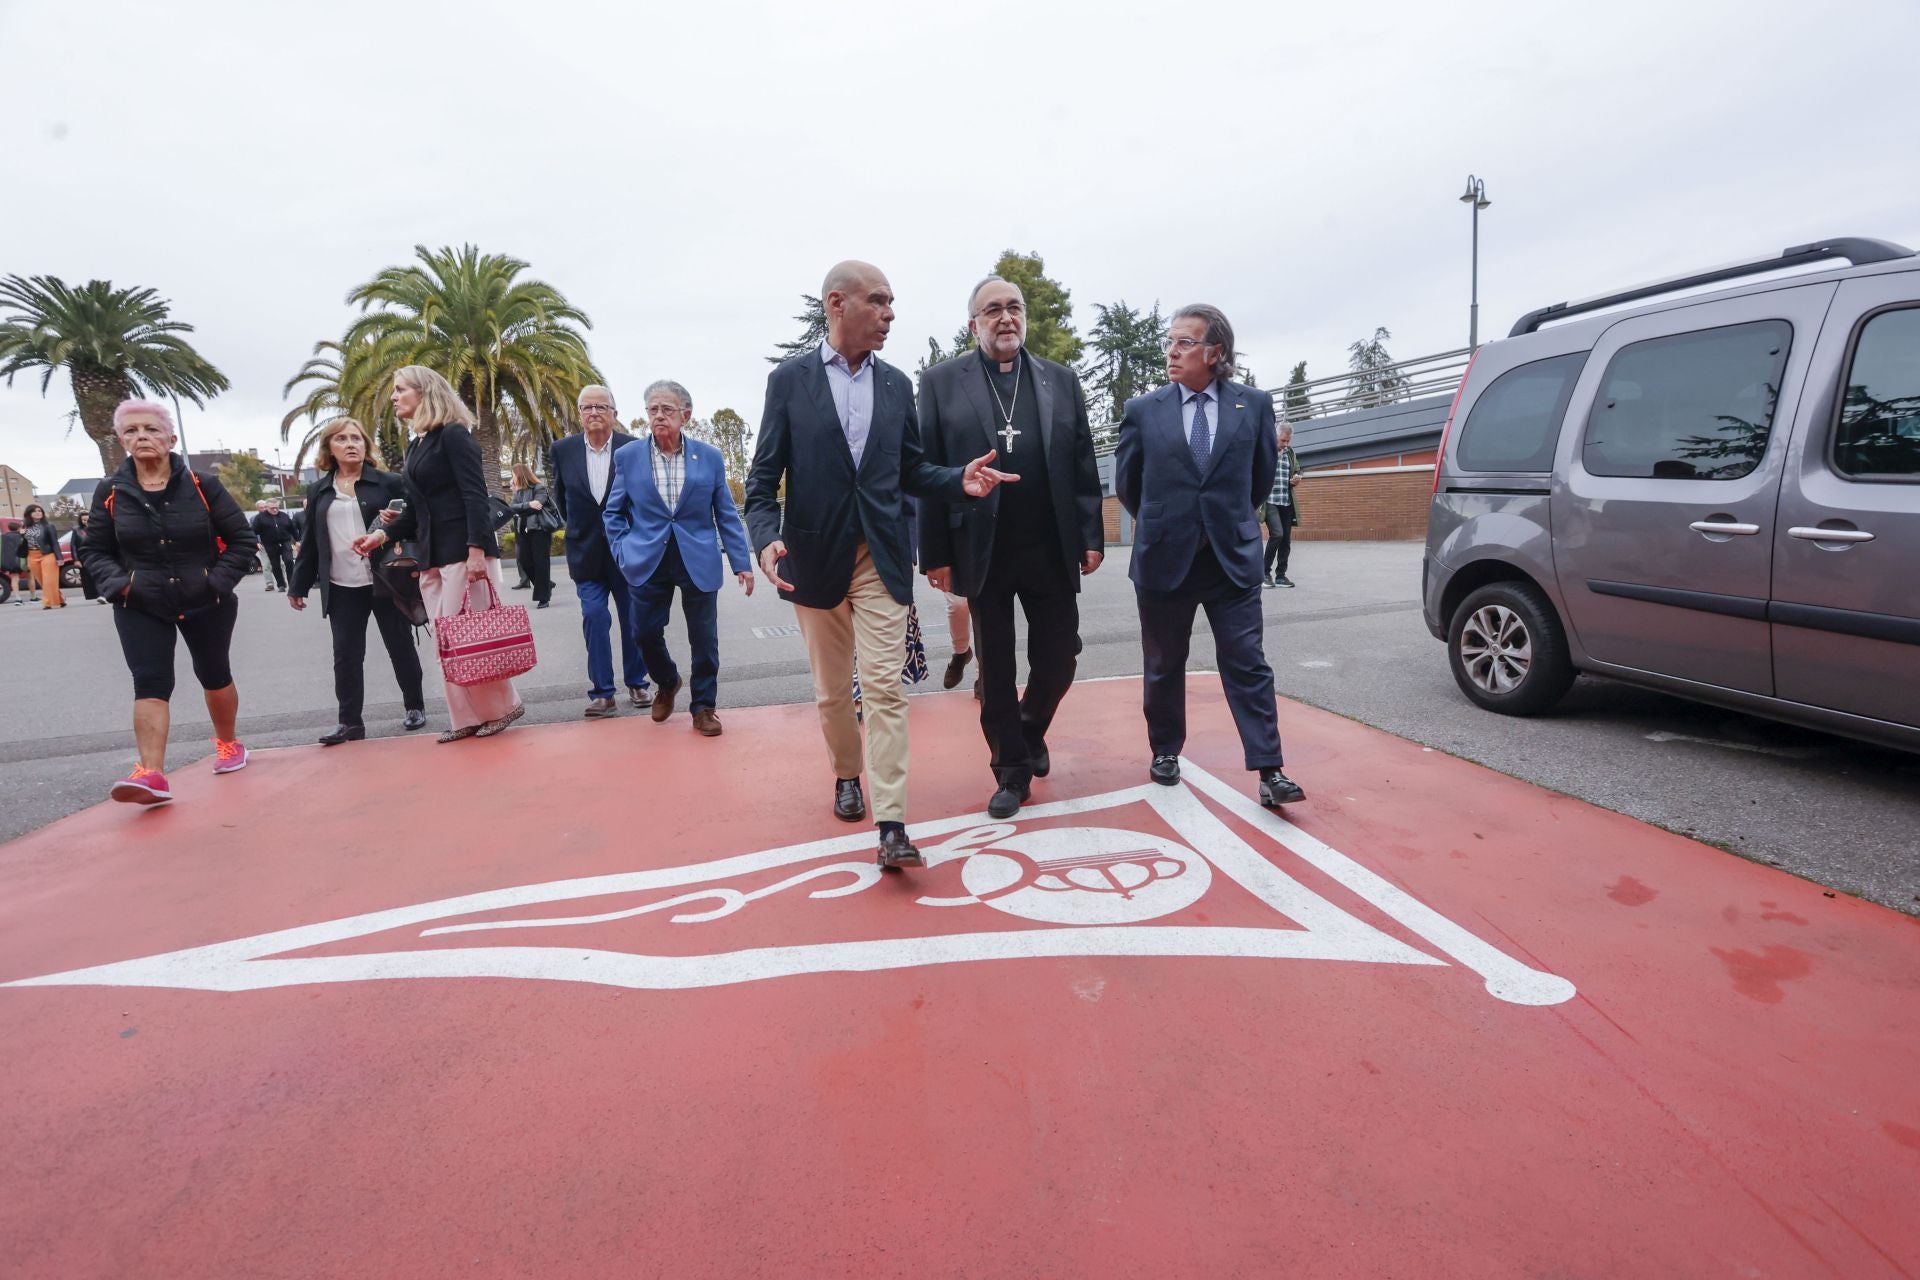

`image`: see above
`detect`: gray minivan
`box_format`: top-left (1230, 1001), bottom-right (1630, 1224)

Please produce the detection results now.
top-left (1423, 236), bottom-right (1920, 753)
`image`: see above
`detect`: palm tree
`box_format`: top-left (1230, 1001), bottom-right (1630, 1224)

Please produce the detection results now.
top-left (338, 245), bottom-right (600, 492)
top-left (280, 333), bottom-right (415, 471)
top-left (0, 276), bottom-right (229, 472)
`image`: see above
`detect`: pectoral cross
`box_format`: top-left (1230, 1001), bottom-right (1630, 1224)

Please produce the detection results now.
top-left (998, 423), bottom-right (1020, 453)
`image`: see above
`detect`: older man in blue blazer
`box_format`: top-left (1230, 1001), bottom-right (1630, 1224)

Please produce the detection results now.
top-left (605, 379), bottom-right (755, 737)
top-left (1115, 303), bottom-right (1306, 806)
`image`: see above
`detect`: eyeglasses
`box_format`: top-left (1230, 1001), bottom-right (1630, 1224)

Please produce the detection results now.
top-left (975, 301), bottom-right (1026, 320)
top-left (644, 405), bottom-right (685, 418)
top-left (579, 404), bottom-right (616, 414)
top-left (1158, 336), bottom-right (1210, 354)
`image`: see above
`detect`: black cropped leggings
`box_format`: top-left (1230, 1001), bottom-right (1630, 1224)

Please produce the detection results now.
top-left (113, 595), bottom-right (239, 701)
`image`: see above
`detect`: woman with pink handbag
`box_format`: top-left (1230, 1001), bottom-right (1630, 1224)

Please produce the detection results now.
top-left (353, 366), bottom-right (531, 742)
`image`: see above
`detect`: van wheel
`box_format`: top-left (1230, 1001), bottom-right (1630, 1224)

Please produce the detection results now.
top-left (1447, 582), bottom-right (1575, 715)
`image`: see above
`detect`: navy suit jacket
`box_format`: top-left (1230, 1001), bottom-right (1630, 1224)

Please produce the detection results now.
top-left (549, 429), bottom-right (636, 583)
top-left (604, 436), bottom-right (753, 594)
top-left (1114, 378), bottom-right (1277, 593)
top-left (744, 349), bottom-right (968, 609)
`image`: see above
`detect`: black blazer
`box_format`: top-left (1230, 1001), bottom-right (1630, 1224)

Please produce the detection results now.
top-left (916, 350), bottom-right (1104, 598)
top-left (744, 349), bottom-right (968, 609)
top-left (549, 430), bottom-right (634, 582)
top-left (253, 510), bottom-right (296, 547)
top-left (385, 423), bottom-right (499, 568)
top-left (82, 455), bottom-right (259, 619)
top-left (289, 467), bottom-right (405, 615)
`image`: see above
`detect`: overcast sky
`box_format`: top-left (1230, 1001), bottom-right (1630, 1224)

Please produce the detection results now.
top-left (3, 0), bottom-right (1915, 491)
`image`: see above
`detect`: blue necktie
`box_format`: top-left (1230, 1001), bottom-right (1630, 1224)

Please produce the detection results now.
top-left (1189, 392), bottom-right (1212, 469)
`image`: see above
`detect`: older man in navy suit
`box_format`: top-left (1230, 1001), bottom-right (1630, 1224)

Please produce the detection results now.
top-left (551, 384), bottom-right (651, 718)
top-left (745, 259), bottom-right (1015, 870)
top-left (1114, 304), bottom-right (1306, 806)
top-left (605, 378), bottom-right (755, 737)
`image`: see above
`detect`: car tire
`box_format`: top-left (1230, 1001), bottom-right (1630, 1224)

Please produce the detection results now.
top-left (60, 562), bottom-right (82, 590)
top-left (1447, 580), bottom-right (1576, 716)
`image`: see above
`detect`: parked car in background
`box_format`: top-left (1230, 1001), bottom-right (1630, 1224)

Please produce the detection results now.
top-left (1424, 235), bottom-right (1920, 753)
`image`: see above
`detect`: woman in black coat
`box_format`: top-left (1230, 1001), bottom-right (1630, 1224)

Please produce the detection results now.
top-left (288, 418), bottom-right (428, 744)
top-left (354, 365), bottom-right (525, 742)
top-left (82, 399), bottom-right (259, 805)
top-left (507, 461), bottom-right (557, 608)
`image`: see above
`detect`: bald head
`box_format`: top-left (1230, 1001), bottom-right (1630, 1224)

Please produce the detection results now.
top-left (822, 260), bottom-right (895, 369)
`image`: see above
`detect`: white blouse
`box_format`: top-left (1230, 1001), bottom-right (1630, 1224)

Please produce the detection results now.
top-left (327, 492), bottom-right (373, 588)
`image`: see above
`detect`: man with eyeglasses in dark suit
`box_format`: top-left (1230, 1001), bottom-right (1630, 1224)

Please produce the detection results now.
top-left (1114, 303), bottom-right (1306, 807)
top-left (917, 276), bottom-right (1105, 819)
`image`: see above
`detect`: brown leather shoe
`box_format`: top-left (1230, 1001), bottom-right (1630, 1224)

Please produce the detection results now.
top-left (650, 678), bottom-right (682, 723)
top-left (583, 697), bottom-right (618, 719)
top-left (628, 685), bottom-right (653, 709)
top-left (877, 827), bottom-right (925, 870)
top-left (692, 709), bottom-right (722, 737)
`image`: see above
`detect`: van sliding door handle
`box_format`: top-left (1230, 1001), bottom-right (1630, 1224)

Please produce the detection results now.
top-left (1688, 520), bottom-right (1759, 536)
top-left (1789, 526), bottom-right (1875, 543)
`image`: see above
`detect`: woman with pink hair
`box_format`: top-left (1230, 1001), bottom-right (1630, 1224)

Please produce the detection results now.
top-left (81, 399), bottom-right (259, 804)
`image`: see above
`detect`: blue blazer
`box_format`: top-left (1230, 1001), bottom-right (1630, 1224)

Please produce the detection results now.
top-left (549, 429), bottom-right (636, 583)
top-left (1114, 378), bottom-right (1277, 593)
top-left (743, 349), bottom-right (968, 609)
top-left (604, 436), bottom-right (753, 593)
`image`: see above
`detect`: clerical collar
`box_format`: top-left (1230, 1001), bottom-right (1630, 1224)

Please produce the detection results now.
top-left (978, 347), bottom-right (1023, 376)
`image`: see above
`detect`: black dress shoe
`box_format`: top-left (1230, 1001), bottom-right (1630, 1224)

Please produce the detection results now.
top-left (403, 709), bottom-right (428, 731)
top-left (1149, 754), bottom-right (1181, 785)
top-left (942, 649), bottom-right (972, 690)
top-left (1275, 575), bottom-right (1295, 588)
top-left (1029, 746), bottom-right (1051, 779)
top-left (987, 782), bottom-right (1029, 819)
top-left (536, 600), bottom-right (549, 608)
top-left (318, 724), bottom-right (366, 746)
top-left (877, 826), bottom-right (925, 870)
top-left (834, 777), bottom-right (866, 823)
top-left (1258, 768), bottom-right (1306, 806)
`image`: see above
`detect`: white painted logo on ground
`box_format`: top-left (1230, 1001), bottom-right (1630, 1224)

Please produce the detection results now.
top-left (3, 761), bottom-right (1575, 1006)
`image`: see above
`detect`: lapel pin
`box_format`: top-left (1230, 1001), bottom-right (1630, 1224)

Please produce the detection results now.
top-left (1235, 403), bottom-right (1245, 409)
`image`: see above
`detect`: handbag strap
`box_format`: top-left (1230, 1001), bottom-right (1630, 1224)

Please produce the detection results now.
top-left (459, 574), bottom-right (500, 614)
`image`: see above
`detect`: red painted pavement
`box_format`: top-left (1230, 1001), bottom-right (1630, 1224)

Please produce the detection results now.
top-left (1, 677), bottom-right (1916, 1279)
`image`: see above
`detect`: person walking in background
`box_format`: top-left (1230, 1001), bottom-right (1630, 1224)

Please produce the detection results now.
top-left (71, 510), bottom-right (102, 601)
top-left (83, 399), bottom-right (258, 804)
top-left (1115, 303), bottom-right (1305, 808)
top-left (605, 379), bottom-right (755, 737)
top-left (254, 498), bottom-right (296, 592)
top-left (19, 504), bottom-right (65, 608)
top-left (506, 462), bottom-right (557, 609)
top-left (288, 417), bottom-right (428, 744)
top-left (1263, 421), bottom-right (1301, 588)
top-left (550, 384), bottom-right (651, 718)
top-left (354, 365), bottom-right (525, 742)
top-left (917, 275), bottom-right (1105, 819)
top-left (745, 259), bottom-right (1014, 870)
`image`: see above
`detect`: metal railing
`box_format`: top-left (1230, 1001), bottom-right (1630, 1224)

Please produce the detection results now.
top-left (1274, 347), bottom-right (1471, 422)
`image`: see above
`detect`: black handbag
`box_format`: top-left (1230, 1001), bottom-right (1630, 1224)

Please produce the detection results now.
top-left (369, 547), bottom-right (429, 626)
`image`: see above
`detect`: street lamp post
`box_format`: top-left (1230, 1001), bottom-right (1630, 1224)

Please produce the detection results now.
top-left (168, 393), bottom-right (193, 467)
top-left (1459, 174), bottom-right (1491, 349)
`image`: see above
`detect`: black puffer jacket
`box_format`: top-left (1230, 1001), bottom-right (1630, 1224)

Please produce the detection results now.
top-left (83, 455), bottom-right (259, 620)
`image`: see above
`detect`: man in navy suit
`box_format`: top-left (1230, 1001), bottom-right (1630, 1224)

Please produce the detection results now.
top-left (550, 384), bottom-right (651, 718)
top-left (604, 379), bottom-right (755, 737)
top-left (745, 259), bottom-right (1015, 870)
top-left (1114, 304), bottom-right (1306, 806)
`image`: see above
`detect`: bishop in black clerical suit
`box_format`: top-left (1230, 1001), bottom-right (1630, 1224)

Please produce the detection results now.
top-left (917, 276), bottom-right (1105, 818)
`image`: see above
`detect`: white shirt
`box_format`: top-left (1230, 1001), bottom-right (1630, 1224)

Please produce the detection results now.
top-left (1178, 380), bottom-right (1222, 439)
top-left (585, 434), bottom-right (615, 503)
top-left (326, 491), bottom-right (373, 588)
top-left (820, 341), bottom-right (874, 466)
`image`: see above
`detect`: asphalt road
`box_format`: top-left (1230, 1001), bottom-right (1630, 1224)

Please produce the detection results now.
top-left (3, 542), bottom-right (1914, 914)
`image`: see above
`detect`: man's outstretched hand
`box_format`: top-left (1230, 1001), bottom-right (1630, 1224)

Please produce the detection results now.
top-left (961, 450), bottom-right (1019, 497)
top-left (759, 540), bottom-right (793, 593)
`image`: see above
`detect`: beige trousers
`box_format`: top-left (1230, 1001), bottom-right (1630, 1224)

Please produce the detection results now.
top-left (794, 545), bottom-right (912, 822)
top-left (420, 558), bottom-right (522, 730)
top-left (944, 591), bottom-right (971, 652)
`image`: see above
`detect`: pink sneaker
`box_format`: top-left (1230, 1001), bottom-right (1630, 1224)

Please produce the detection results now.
top-left (110, 767), bottom-right (173, 805)
top-left (212, 739), bottom-right (249, 775)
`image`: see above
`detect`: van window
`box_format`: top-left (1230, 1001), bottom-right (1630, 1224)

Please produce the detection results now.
top-left (1834, 306), bottom-right (1920, 480)
top-left (1583, 320), bottom-right (1791, 480)
top-left (1455, 352), bottom-right (1587, 472)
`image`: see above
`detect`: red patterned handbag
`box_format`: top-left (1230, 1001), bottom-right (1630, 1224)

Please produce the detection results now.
top-left (435, 578), bottom-right (537, 687)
